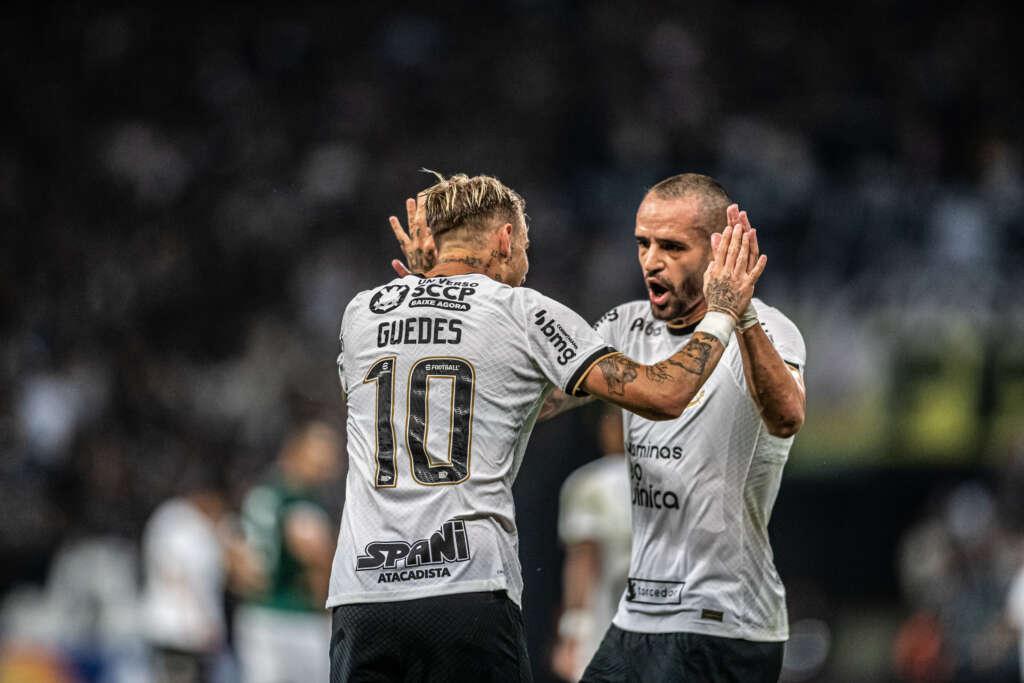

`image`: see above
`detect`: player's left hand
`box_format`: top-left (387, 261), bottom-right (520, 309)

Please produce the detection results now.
top-left (714, 204), bottom-right (760, 272)
top-left (703, 215), bottom-right (767, 320)
top-left (389, 194), bottom-right (437, 276)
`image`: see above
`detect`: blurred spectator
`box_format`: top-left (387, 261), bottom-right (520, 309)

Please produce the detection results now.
top-left (0, 536), bottom-right (146, 682)
top-left (550, 409), bottom-right (631, 682)
top-left (893, 481), bottom-right (1021, 682)
top-left (235, 421), bottom-right (342, 683)
top-left (140, 459), bottom-right (240, 683)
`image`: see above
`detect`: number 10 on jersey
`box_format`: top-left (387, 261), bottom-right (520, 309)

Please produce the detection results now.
top-left (363, 356), bottom-right (476, 488)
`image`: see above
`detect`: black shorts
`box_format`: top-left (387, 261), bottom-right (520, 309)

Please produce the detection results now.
top-left (330, 590), bottom-right (532, 682)
top-left (581, 625), bottom-right (784, 683)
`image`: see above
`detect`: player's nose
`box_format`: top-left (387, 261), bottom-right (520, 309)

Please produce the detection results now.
top-left (641, 246), bottom-right (663, 273)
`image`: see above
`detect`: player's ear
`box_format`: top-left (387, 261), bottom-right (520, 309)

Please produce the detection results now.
top-left (497, 223), bottom-right (514, 257)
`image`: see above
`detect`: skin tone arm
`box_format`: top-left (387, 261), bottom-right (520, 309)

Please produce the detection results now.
top-left (550, 540), bottom-right (601, 682)
top-left (389, 197), bottom-right (767, 421)
top-left (284, 508), bottom-right (335, 605)
top-left (538, 389), bottom-right (592, 421)
top-left (724, 205), bottom-right (806, 438)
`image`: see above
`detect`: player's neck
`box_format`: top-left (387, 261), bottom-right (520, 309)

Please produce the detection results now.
top-left (427, 249), bottom-right (497, 280)
top-left (667, 297), bottom-right (708, 330)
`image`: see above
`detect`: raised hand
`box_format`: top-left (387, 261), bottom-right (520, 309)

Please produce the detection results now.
top-left (703, 214), bottom-right (767, 320)
top-left (388, 195), bottom-right (437, 276)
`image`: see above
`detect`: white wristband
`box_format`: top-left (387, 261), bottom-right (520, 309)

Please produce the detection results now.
top-left (558, 609), bottom-right (595, 640)
top-left (695, 311), bottom-right (735, 347)
top-left (737, 302), bottom-right (759, 332)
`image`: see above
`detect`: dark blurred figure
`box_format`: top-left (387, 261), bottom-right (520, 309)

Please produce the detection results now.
top-left (550, 407), bottom-right (631, 682)
top-left (235, 420), bottom-right (342, 683)
top-left (893, 481), bottom-right (1021, 682)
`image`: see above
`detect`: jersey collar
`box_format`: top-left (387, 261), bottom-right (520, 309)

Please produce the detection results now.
top-left (665, 318), bottom-right (699, 336)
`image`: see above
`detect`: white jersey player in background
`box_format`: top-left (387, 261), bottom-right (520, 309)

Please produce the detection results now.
top-left (393, 172), bottom-right (805, 682)
top-left (551, 407), bottom-right (631, 682)
top-left (331, 171), bottom-right (766, 682)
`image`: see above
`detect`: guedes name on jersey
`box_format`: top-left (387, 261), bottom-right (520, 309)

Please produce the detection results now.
top-left (377, 317), bottom-right (463, 347)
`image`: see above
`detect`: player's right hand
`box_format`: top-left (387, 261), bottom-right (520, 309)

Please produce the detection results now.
top-left (703, 218), bottom-right (767, 320)
top-left (389, 194), bottom-right (437, 276)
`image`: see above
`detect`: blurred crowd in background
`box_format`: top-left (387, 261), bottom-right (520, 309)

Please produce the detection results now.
top-left (2, 2), bottom-right (1023, 681)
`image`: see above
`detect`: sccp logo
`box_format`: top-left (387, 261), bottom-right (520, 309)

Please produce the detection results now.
top-left (369, 284), bottom-right (410, 314)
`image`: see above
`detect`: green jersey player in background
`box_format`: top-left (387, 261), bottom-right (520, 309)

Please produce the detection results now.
top-left (393, 173), bottom-right (805, 683)
top-left (237, 421), bottom-right (342, 683)
top-left (331, 172), bottom-right (766, 682)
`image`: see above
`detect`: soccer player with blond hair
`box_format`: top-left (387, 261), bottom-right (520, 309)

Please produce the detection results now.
top-left (330, 172), bottom-right (766, 681)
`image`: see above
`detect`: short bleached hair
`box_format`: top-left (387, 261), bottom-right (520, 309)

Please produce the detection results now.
top-left (419, 170), bottom-right (526, 245)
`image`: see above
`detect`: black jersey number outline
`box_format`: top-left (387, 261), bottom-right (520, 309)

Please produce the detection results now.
top-left (363, 357), bottom-right (398, 488)
top-left (363, 356), bottom-right (475, 487)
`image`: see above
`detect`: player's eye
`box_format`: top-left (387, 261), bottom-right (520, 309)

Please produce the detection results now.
top-left (636, 238), bottom-right (649, 248)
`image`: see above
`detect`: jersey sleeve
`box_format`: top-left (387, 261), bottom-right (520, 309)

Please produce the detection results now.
top-left (758, 304), bottom-right (807, 371)
top-left (337, 293), bottom-right (367, 396)
top-left (517, 289), bottom-right (618, 397)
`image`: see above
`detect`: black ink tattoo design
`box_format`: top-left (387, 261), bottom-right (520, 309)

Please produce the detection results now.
top-left (671, 332), bottom-right (716, 376)
top-left (438, 256), bottom-right (484, 267)
top-left (597, 354), bottom-right (639, 396)
top-left (645, 362), bottom-right (673, 383)
top-left (705, 280), bottom-right (740, 315)
top-left (410, 247), bottom-right (437, 273)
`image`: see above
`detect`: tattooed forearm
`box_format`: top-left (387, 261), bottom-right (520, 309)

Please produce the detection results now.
top-left (597, 354), bottom-right (639, 396)
top-left (670, 332), bottom-right (716, 376)
top-left (645, 362), bottom-right (673, 383)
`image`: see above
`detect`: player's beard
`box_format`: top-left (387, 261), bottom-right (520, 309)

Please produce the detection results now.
top-left (649, 270), bottom-right (704, 321)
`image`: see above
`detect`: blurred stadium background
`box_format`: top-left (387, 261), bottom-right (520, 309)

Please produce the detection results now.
top-left (2, 2), bottom-right (1023, 682)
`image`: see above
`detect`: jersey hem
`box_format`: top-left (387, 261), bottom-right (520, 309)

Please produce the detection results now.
top-left (326, 578), bottom-right (520, 609)
top-left (612, 615), bottom-right (787, 642)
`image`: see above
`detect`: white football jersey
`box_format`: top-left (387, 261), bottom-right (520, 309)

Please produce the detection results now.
top-left (595, 298), bottom-right (805, 642)
top-left (327, 274), bottom-right (616, 608)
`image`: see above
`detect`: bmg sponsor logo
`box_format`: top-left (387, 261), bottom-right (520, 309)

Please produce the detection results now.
top-left (592, 308), bottom-right (619, 329)
top-left (533, 309), bottom-right (579, 366)
top-left (356, 519), bottom-right (470, 584)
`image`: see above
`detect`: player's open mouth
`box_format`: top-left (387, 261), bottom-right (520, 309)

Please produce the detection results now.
top-left (647, 280), bottom-right (671, 307)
